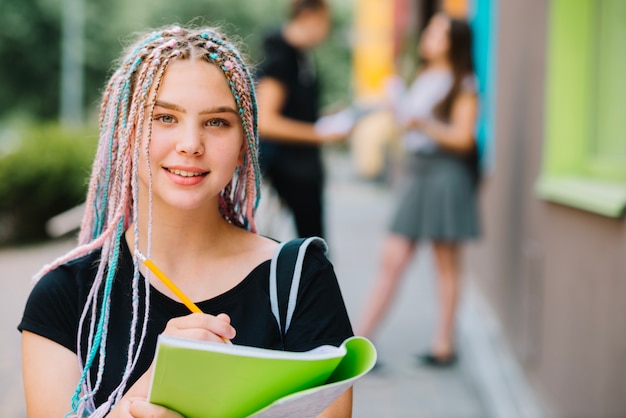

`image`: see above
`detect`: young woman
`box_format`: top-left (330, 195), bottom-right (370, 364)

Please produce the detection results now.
top-left (19, 25), bottom-right (353, 417)
top-left (356, 13), bottom-right (479, 367)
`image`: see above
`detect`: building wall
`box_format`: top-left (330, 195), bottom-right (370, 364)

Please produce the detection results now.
top-left (468, 0), bottom-right (626, 416)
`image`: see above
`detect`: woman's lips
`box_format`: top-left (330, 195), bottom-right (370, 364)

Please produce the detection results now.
top-left (163, 166), bottom-right (209, 186)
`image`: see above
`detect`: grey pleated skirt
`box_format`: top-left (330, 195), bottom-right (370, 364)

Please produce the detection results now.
top-left (389, 151), bottom-right (480, 241)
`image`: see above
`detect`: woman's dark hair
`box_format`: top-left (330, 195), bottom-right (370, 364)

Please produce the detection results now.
top-left (433, 16), bottom-right (475, 121)
top-left (289, 0), bottom-right (327, 20)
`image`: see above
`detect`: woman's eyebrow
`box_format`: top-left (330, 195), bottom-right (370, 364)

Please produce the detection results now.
top-left (154, 101), bottom-right (238, 116)
top-left (199, 106), bottom-right (238, 116)
top-left (154, 100), bottom-right (185, 112)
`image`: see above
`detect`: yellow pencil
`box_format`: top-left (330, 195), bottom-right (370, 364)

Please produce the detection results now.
top-left (136, 252), bottom-right (232, 345)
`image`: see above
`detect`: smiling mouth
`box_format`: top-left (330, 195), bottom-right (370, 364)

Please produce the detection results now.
top-left (165, 168), bottom-right (208, 177)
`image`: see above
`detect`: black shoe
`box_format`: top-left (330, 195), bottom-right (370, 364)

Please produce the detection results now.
top-left (418, 352), bottom-right (458, 368)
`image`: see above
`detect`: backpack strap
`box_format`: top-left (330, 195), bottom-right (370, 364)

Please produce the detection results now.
top-left (269, 237), bottom-right (328, 344)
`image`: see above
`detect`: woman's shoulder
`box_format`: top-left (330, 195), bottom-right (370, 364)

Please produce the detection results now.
top-left (292, 237), bottom-right (328, 260)
top-left (20, 248), bottom-right (103, 351)
top-left (277, 237), bottom-right (333, 279)
top-left (240, 235), bottom-right (331, 282)
top-left (222, 230), bottom-right (280, 280)
top-left (234, 232), bottom-right (330, 274)
top-left (35, 248), bottom-right (101, 291)
top-left (460, 73), bottom-right (479, 93)
top-left (24, 249), bottom-right (101, 316)
top-left (240, 231), bottom-right (281, 261)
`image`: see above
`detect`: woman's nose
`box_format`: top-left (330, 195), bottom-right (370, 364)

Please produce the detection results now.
top-left (176, 125), bottom-right (204, 155)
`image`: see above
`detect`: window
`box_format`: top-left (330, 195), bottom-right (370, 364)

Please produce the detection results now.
top-left (536, 0), bottom-right (626, 217)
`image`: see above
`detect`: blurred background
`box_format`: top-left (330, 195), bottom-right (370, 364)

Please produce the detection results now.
top-left (2, 0), bottom-right (626, 417)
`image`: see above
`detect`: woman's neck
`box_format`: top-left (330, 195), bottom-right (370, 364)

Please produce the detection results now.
top-left (130, 204), bottom-right (235, 263)
top-left (425, 59), bottom-right (451, 71)
top-left (421, 51), bottom-right (452, 70)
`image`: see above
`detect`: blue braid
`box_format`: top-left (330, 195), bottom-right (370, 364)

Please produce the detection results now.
top-left (68, 221), bottom-right (124, 416)
top-left (120, 57), bottom-right (144, 130)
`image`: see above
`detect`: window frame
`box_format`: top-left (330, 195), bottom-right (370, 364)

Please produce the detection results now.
top-left (535, 0), bottom-right (626, 218)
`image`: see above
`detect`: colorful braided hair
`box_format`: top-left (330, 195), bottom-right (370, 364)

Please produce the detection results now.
top-left (34, 25), bottom-right (261, 417)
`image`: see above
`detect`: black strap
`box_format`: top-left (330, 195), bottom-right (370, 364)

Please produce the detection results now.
top-left (274, 238), bottom-right (307, 346)
top-left (270, 237), bottom-right (329, 349)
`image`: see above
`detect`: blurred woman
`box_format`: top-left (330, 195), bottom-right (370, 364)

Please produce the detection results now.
top-left (356, 12), bottom-right (480, 367)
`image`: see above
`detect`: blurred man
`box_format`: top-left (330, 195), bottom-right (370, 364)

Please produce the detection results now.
top-left (256, 0), bottom-right (346, 239)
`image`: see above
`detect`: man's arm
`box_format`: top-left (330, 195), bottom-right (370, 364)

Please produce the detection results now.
top-left (256, 77), bottom-right (344, 144)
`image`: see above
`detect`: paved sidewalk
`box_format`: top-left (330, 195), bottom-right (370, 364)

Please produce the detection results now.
top-left (1, 238), bottom-right (76, 418)
top-left (0, 148), bottom-right (489, 417)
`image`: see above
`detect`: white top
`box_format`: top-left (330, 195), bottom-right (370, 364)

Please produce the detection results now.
top-left (388, 69), bottom-right (476, 153)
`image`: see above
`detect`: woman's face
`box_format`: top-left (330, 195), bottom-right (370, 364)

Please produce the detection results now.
top-left (138, 59), bottom-right (244, 212)
top-left (419, 14), bottom-right (451, 62)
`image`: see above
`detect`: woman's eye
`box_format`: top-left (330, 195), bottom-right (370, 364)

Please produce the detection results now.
top-left (156, 114), bottom-right (176, 124)
top-left (207, 119), bottom-right (229, 127)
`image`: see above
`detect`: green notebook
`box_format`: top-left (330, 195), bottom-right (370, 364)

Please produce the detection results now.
top-left (148, 335), bottom-right (377, 418)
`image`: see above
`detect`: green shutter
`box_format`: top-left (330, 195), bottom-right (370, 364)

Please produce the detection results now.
top-left (592, 0), bottom-right (626, 164)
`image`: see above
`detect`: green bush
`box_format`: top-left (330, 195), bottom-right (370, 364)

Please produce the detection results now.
top-left (0, 124), bottom-right (97, 244)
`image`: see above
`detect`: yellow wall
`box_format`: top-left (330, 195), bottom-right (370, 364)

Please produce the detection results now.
top-left (352, 0), bottom-right (395, 103)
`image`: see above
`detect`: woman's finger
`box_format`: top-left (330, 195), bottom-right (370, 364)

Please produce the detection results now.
top-left (163, 313), bottom-right (235, 341)
top-left (215, 313), bottom-right (231, 324)
top-left (129, 399), bottom-right (184, 417)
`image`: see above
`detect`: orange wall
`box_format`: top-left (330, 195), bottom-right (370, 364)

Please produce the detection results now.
top-left (443, 0), bottom-right (469, 17)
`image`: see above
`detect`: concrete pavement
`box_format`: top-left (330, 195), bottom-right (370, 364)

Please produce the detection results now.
top-left (1, 237), bottom-right (75, 418)
top-left (1, 148), bottom-right (491, 417)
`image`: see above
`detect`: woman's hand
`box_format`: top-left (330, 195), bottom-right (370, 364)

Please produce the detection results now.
top-left (107, 313), bottom-right (235, 417)
top-left (407, 91), bottom-right (478, 154)
top-left (162, 312), bottom-right (236, 343)
top-left (406, 117), bottom-right (428, 131)
top-left (117, 397), bottom-right (184, 418)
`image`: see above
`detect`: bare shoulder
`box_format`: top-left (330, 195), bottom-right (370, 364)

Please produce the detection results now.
top-left (230, 229), bottom-right (280, 265)
top-left (247, 233), bottom-right (280, 260)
